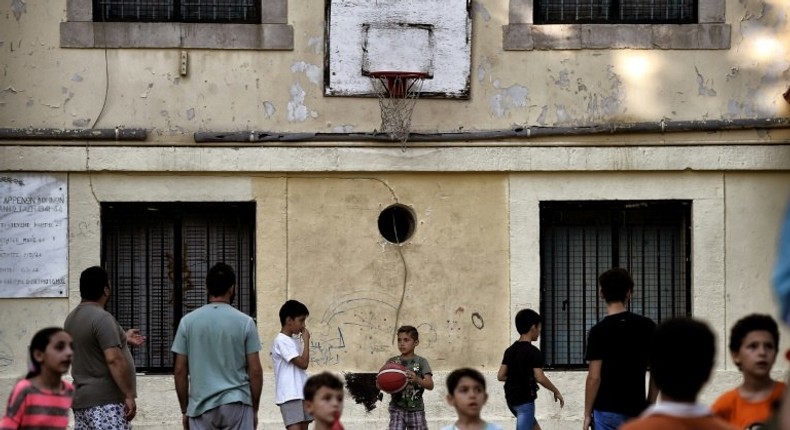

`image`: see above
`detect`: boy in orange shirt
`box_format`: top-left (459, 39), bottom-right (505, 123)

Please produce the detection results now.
top-left (712, 314), bottom-right (784, 430)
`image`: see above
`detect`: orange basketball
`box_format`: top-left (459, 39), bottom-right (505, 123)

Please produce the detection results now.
top-left (377, 362), bottom-right (409, 394)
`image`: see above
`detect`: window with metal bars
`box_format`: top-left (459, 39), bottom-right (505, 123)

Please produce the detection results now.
top-left (534, 0), bottom-right (696, 24)
top-left (93, 0), bottom-right (261, 23)
top-left (539, 200), bottom-right (691, 368)
top-left (101, 202), bottom-right (256, 373)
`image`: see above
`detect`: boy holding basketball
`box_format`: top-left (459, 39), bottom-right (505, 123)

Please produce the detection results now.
top-left (384, 325), bottom-right (434, 430)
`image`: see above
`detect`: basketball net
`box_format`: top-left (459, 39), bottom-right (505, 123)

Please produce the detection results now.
top-left (369, 72), bottom-right (426, 149)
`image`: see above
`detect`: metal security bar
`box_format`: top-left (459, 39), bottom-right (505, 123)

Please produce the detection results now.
top-left (102, 202), bottom-right (256, 373)
top-left (539, 201), bottom-right (691, 368)
top-left (94, 0), bottom-right (261, 23)
top-left (535, 0), bottom-right (696, 24)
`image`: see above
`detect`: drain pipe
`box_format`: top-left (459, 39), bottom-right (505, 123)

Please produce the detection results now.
top-left (195, 118), bottom-right (790, 143)
top-left (0, 128), bottom-right (147, 141)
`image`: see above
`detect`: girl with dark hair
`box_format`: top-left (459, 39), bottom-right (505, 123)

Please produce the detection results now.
top-left (1, 327), bottom-right (75, 429)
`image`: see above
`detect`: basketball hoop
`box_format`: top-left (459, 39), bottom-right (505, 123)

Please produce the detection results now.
top-left (369, 71), bottom-right (427, 146)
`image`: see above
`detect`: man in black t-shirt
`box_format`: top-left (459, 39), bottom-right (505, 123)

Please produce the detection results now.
top-left (583, 268), bottom-right (657, 430)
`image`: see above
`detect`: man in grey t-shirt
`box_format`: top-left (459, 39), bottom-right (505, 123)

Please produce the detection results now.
top-left (65, 266), bottom-right (146, 429)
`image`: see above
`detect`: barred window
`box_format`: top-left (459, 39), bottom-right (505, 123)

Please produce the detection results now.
top-left (539, 201), bottom-right (691, 368)
top-left (535, 0), bottom-right (697, 24)
top-left (101, 202), bottom-right (256, 373)
top-left (93, 0), bottom-right (261, 23)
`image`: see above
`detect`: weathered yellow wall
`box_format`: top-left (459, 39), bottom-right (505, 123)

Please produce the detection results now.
top-left (256, 174), bottom-right (510, 371)
top-left (1, 0), bottom-right (789, 132)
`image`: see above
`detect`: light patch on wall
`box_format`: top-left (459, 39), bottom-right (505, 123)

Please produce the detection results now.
top-left (333, 124), bottom-right (355, 132)
top-left (613, 52), bottom-right (665, 118)
top-left (291, 61), bottom-right (322, 86)
top-left (695, 66), bottom-right (718, 97)
top-left (477, 57), bottom-right (492, 84)
top-left (307, 36), bottom-right (323, 55)
top-left (288, 83), bottom-right (310, 122)
top-left (488, 81), bottom-right (528, 118)
top-left (263, 101), bottom-right (276, 118)
top-left (11, 0), bottom-right (26, 21)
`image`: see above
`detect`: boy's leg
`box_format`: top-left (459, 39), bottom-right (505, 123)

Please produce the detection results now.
top-left (280, 400), bottom-right (312, 430)
top-left (592, 410), bottom-right (629, 430)
top-left (387, 406), bottom-right (406, 430)
top-left (513, 402), bottom-right (536, 430)
top-left (403, 410), bottom-right (428, 430)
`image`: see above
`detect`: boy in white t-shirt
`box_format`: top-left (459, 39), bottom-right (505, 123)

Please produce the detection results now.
top-left (272, 299), bottom-right (312, 430)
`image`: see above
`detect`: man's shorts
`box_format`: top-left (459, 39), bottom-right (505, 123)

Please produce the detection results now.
top-left (74, 403), bottom-right (131, 430)
top-left (279, 399), bottom-right (313, 427)
top-left (189, 402), bottom-right (254, 430)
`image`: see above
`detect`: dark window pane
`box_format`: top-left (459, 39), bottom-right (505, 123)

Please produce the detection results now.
top-left (539, 201), bottom-right (691, 368)
top-left (94, 0), bottom-right (261, 23)
top-left (534, 0), bottom-right (696, 24)
top-left (102, 202), bottom-right (256, 373)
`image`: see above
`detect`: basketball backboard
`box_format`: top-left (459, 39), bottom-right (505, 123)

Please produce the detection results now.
top-left (324, 0), bottom-right (472, 99)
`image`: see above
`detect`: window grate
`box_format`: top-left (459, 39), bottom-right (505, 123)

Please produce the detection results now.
top-left (93, 0), bottom-right (261, 23)
top-left (101, 202), bottom-right (255, 373)
top-left (534, 0), bottom-right (697, 24)
top-left (539, 201), bottom-right (691, 368)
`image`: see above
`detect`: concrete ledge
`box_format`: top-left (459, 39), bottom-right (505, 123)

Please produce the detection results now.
top-left (504, 23), bottom-right (731, 50)
top-left (60, 22), bottom-right (294, 50)
top-left (0, 145), bottom-right (787, 173)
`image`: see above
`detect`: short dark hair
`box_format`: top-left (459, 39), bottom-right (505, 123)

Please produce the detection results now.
top-left (279, 300), bottom-right (309, 326)
top-left (397, 325), bottom-right (419, 341)
top-left (446, 367), bottom-right (486, 395)
top-left (206, 263), bottom-right (236, 297)
top-left (80, 266), bottom-right (108, 300)
top-left (27, 327), bottom-right (67, 379)
top-left (515, 309), bottom-right (541, 334)
top-left (729, 314), bottom-right (779, 353)
top-left (651, 318), bottom-right (715, 402)
top-left (304, 371), bottom-right (344, 401)
top-left (598, 268), bottom-right (634, 303)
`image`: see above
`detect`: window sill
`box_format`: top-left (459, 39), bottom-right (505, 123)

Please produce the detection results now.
top-left (60, 22), bottom-right (294, 50)
top-left (503, 23), bottom-right (731, 50)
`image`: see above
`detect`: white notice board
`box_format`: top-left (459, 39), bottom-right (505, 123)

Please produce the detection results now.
top-left (0, 174), bottom-right (68, 298)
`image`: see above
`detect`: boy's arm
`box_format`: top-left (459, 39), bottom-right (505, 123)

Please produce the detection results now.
top-left (289, 328), bottom-right (311, 370)
top-left (496, 364), bottom-right (507, 381)
top-left (583, 360), bottom-right (602, 430)
top-left (417, 373), bottom-right (434, 390)
top-left (647, 372), bottom-right (658, 404)
top-left (534, 368), bottom-right (564, 407)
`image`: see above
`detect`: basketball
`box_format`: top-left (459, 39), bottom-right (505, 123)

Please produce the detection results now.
top-left (376, 362), bottom-right (409, 394)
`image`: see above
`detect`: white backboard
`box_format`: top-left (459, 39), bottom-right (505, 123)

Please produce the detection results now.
top-left (325, 0), bottom-right (471, 99)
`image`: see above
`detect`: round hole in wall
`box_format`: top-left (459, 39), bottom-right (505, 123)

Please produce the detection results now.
top-left (378, 204), bottom-right (416, 244)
